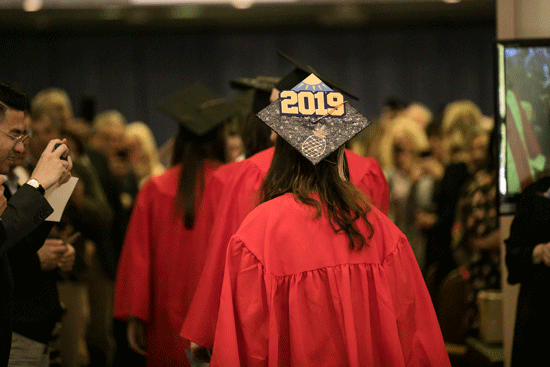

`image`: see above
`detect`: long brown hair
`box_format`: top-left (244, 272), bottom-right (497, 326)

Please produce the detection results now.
top-left (260, 138), bottom-right (374, 250)
top-left (172, 124), bottom-right (226, 229)
top-left (239, 112), bottom-right (273, 158)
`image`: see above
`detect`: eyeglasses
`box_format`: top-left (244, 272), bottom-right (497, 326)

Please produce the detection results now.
top-left (0, 129), bottom-right (32, 145)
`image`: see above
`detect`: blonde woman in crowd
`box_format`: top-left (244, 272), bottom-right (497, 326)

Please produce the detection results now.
top-left (430, 100), bottom-right (486, 291)
top-left (125, 121), bottom-right (165, 188)
top-left (404, 102), bottom-right (433, 131)
top-left (450, 126), bottom-right (500, 336)
top-left (379, 116), bottom-right (430, 269)
top-left (347, 98), bottom-right (406, 160)
top-left (441, 99), bottom-right (484, 166)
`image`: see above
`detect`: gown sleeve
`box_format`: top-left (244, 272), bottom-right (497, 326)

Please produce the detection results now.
top-left (364, 159), bottom-right (390, 216)
top-left (346, 150), bottom-right (390, 216)
top-left (210, 236), bottom-right (268, 367)
top-left (181, 166), bottom-right (263, 348)
top-left (180, 174), bottom-right (230, 349)
top-left (504, 184), bottom-right (546, 285)
top-left (383, 235), bottom-right (451, 367)
top-left (505, 214), bottom-right (537, 284)
top-left (113, 181), bottom-right (154, 322)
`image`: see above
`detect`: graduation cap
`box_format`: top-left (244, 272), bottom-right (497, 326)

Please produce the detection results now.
top-left (257, 73), bottom-right (370, 165)
top-left (275, 50), bottom-right (359, 101)
top-left (158, 82), bottom-right (234, 136)
top-left (230, 75), bottom-right (280, 115)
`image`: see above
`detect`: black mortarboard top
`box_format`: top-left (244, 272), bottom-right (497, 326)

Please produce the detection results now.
top-left (257, 73), bottom-right (370, 165)
top-left (230, 75), bottom-right (280, 115)
top-left (275, 50), bottom-right (359, 101)
top-left (158, 82), bottom-right (234, 136)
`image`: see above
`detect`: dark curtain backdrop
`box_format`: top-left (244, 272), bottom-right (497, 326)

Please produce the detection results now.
top-left (0, 22), bottom-right (495, 147)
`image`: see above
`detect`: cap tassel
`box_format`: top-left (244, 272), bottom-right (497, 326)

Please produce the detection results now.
top-left (312, 100), bottom-right (349, 124)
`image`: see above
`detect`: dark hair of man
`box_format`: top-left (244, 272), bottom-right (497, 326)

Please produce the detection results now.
top-left (171, 123), bottom-right (227, 229)
top-left (260, 138), bottom-right (374, 250)
top-left (239, 112), bottom-right (273, 158)
top-left (0, 83), bottom-right (30, 121)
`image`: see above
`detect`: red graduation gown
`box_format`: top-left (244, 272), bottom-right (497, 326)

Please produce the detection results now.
top-left (210, 194), bottom-right (450, 367)
top-left (181, 148), bottom-right (389, 349)
top-left (346, 148), bottom-right (390, 216)
top-left (114, 161), bottom-right (222, 367)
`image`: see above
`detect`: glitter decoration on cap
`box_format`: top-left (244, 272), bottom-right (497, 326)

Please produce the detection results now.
top-left (257, 73), bottom-right (370, 165)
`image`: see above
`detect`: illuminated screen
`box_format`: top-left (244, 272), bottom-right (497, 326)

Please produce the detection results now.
top-left (497, 39), bottom-right (550, 212)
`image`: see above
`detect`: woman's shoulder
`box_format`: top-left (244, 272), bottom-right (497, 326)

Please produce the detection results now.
top-left (211, 151), bottom-right (271, 187)
top-left (136, 165), bottom-right (183, 198)
top-left (148, 165), bottom-right (180, 183)
top-left (366, 205), bottom-right (406, 254)
top-left (235, 195), bottom-right (405, 269)
top-left (238, 194), bottom-right (297, 227)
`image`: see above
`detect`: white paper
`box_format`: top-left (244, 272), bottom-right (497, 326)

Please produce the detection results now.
top-left (45, 177), bottom-right (79, 222)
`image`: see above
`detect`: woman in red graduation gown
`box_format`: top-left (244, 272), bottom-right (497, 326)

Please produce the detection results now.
top-left (182, 146), bottom-right (389, 352)
top-left (209, 136), bottom-right (450, 366)
top-left (113, 117), bottom-right (227, 366)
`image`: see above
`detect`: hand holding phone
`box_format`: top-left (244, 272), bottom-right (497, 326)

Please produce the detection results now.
top-left (31, 139), bottom-right (73, 190)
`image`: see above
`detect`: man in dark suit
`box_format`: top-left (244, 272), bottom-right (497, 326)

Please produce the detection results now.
top-left (0, 83), bottom-right (73, 365)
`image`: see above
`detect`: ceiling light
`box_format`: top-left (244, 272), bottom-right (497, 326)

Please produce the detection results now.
top-left (231, 0), bottom-right (254, 9)
top-left (131, 0), bottom-right (296, 4)
top-left (22, 0), bottom-right (43, 12)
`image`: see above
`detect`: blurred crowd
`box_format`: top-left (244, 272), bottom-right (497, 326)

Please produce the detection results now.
top-left (7, 87), bottom-right (168, 367)
top-left (349, 97), bottom-right (499, 339)
top-left (5, 76), bottom-right (499, 366)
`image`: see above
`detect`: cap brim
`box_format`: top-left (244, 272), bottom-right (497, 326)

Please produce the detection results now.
top-left (230, 76), bottom-right (278, 114)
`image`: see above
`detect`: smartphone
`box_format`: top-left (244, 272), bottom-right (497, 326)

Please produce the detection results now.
top-left (66, 231), bottom-right (82, 245)
top-left (53, 143), bottom-right (68, 161)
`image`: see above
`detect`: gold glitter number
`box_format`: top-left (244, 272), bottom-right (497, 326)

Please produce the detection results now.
top-left (326, 92), bottom-right (345, 116)
top-left (280, 90), bottom-right (298, 114)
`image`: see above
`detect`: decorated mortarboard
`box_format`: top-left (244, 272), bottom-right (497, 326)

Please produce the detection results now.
top-left (158, 82), bottom-right (234, 136)
top-left (257, 73), bottom-right (370, 165)
top-left (230, 75), bottom-right (280, 115)
top-left (275, 50), bottom-right (359, 101)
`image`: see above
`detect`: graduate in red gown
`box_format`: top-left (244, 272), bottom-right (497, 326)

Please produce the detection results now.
top-left (113, 83), bottom-right (234, 367)
top-left (209, 73), bottom-right (450, 366)
top-left (182, 68), bottom-right (389, 360)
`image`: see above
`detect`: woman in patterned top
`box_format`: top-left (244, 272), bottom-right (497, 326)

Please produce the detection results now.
top-left (450, 125), bottom-right (499, 334)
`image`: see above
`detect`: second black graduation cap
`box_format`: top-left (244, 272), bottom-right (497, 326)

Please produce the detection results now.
top-left (230, 75), bottom-right (280, 115)
top-left (275, 50), bottom-right (359, 101)
top-left (158, 82), bottom-right (235, 136)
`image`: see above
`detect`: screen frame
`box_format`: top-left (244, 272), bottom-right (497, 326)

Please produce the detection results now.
top-left (495, 37), bottom-right (550, 215)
